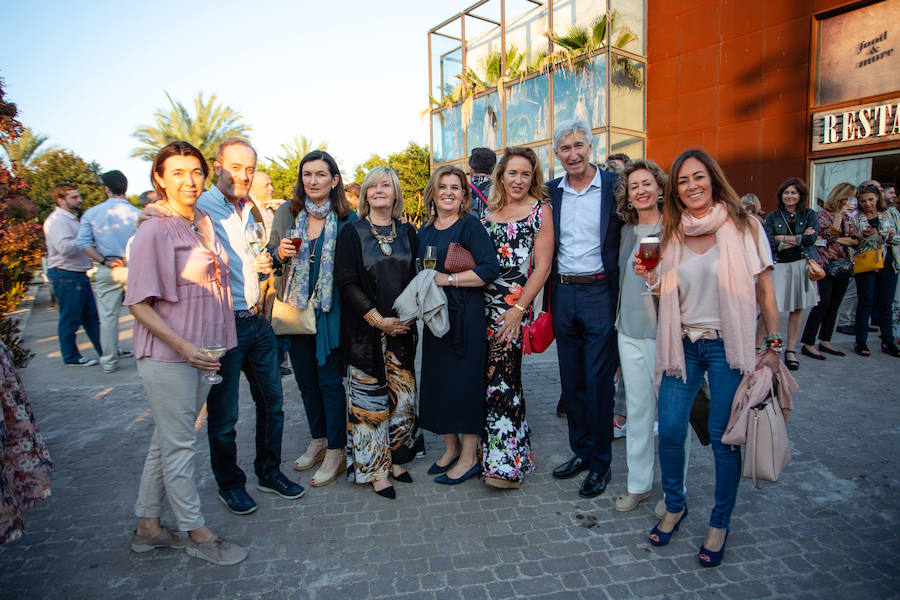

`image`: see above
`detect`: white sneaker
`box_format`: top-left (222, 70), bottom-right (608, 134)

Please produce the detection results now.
top-left (613, 420), bottom-right (626, 439)
top-left (66, 357), bottom-right (98, 367)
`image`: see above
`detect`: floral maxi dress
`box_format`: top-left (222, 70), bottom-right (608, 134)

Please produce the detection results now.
top-left (480, 202), bottom-right (542, 483)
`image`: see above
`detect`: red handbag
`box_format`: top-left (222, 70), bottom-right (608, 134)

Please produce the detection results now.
top-left (444, 242), bottom-right (476, 273)
top-left (521, 258), bottom-right (554, 354)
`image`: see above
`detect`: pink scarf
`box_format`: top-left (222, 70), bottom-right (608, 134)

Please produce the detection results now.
top-left (655, 203), bottom-right (765, 382)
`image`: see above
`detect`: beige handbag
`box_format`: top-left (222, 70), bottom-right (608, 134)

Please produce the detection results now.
top-left (743, 389), bottom-right (791, 489)
top-left (271, 288), bottom-right (317, 336)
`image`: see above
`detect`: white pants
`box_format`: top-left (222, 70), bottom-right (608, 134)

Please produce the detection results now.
top-left (618, 333), bottom-right (690, 494)
top-left (93, 265), bottom-right (128, 371)
top-left (135, 359), bottom-right (209, 531)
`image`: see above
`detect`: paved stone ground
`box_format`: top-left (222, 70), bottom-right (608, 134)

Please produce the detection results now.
top-left (0, 283), bottom-right (898, 599)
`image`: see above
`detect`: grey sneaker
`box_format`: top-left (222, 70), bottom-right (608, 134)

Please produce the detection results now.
top-left (131, 527), bottom-right (186, 553)
top-left (186, 534), bottom-right (248, 566)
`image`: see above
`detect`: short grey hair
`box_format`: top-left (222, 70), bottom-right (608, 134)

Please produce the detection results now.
top-left (214, 137), bottom-right (257, 164)
top-left (552, 119), bottom-right (593, 152)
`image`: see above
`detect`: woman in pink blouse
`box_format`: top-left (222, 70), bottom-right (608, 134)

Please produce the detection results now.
top-left (124, 142), bottom-right (246, 566)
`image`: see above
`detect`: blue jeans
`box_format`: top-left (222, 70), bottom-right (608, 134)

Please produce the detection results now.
top-left (287, 334), bottom-right (347, 449)
top-left (658, 337), bottom-right (743, 529)
top-left (46, 269), bottom-right (101, 364)
top-left (552, 278), bottom-right (618, 474)
top-left (206, 315), bottom-right (285, 491)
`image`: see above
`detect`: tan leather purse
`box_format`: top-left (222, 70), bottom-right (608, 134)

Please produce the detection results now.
top-left (271, 288), bottom-right (317, 335)
top-left (743, 388), bottom-right (791, 489)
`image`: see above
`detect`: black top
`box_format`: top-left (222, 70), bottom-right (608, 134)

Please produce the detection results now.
top-left (764, 208), bottom-right (818, 264)
top-left (335, 218), bottom-right (418, 383)
top-left (777, 212), bottom-right (804, 263)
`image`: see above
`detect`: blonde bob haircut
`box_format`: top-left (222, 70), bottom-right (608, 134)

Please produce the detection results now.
top-left (487, 146), bottom-right (548, 212)
top-left (357, 166), bottom-right (404, 220)
top-left (823, 182), bottom-right (857, 213)
top-left (614, 158), bottom-right (667, 224)
top-left (423, 165), bottom-right (470, 227)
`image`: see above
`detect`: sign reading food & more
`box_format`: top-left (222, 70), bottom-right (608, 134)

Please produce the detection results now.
top-left (811, 97), bottom-right (900, 151)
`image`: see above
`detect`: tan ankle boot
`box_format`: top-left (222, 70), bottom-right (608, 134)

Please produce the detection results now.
top-left (310, 449), bottom-right (345, 487)
top-left (292, 439), bottom-right (326, 471)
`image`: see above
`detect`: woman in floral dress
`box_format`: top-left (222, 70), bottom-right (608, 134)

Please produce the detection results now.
top-left (481, 147), bottom-right (554, 488)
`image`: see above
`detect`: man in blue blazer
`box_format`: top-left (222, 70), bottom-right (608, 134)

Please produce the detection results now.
top-left (547, 119), bottom-right (622, 498)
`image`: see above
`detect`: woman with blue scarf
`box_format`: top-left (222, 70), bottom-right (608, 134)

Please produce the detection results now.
top-left (269, 151), bottom-right (358, 487)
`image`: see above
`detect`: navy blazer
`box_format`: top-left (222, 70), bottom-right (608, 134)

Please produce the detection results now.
top-left (546, 169), bottom-right (623, 298)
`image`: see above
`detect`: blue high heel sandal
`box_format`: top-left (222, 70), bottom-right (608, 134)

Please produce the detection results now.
top-left (648, 506), bottom-right (688, 547)
top-left (434, 463), bottom-right (481, 485)
top-left (698, 528), bottom-right (729, 567)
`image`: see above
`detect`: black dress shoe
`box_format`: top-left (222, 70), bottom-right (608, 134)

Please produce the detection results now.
top-left (374, 485), bottom-right (396, 499)
top-left (390, 471), bottom-right (413, 483)
top-left (553, 456), bottom-right (588, 479)
top-left (579, 469), bottom-right (611, 498)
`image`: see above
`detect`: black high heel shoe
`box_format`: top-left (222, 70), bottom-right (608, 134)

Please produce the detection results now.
top-left (434, 463), bottom-right (481, 485)
top-left (390, 470), bottom-right (413, 483)
top-left (698, 528), bottom-right (729, 567)
top-left (373, 481), bottom-right (395, 499)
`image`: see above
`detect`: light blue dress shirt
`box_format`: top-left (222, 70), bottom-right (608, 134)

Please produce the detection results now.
top-left (557, 165), bottom-right (606, 276)
top-left (76, 197), bottom-right (141, 259)
top-left (196, 185), bottom-right (259, 311)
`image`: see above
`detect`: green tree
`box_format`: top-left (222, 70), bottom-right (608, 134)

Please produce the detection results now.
top-left (131, 92), bottom-right (251, 170)
top-left (1, 126), bottom-right (57, 169)
top-left (354, 142), bottom-right (430, 224)
top-left (22, 149), bottom-right (105, 221)
top-left (258, 136), bottom-right (329, 200)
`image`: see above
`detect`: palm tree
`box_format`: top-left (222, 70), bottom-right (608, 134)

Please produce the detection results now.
top-left (1, 127), bottom-right (56, 169)
top-left (130, 92), bottom-right (251, 166)
top-left (268, 136), bottom-right (328, 169)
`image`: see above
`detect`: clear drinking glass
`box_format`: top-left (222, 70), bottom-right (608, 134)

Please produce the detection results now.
top-left (246, 222), bottom-right (266, 255)
top-left (423, 246), bottom-right (437, 270)
top-left (200, 322), bottom-right (227, 384)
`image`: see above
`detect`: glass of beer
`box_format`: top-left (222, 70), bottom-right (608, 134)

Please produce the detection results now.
top-left (638, 236), bottom-right (660, 295)
top-left (423, 246), bottom-right (437, 270)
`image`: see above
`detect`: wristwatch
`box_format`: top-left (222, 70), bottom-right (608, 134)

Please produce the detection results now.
top-left (446, 274), bottom-right (455, 286)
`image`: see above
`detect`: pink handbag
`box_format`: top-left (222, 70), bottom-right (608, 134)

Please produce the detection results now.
top-left (743, 387), bottom-right (791, 488)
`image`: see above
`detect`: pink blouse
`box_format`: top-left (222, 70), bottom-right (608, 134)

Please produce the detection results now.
top-left (124, 210), bottom-right (238, 362)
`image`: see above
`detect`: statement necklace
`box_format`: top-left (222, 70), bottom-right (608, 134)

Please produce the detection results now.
top-left (369, 218), bottom-right (397, 256)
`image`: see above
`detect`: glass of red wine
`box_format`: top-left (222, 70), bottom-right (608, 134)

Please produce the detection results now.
top-left (286, 228), bottom-right (303, 256)
top-left (637, 236), bottom-right (660, 295)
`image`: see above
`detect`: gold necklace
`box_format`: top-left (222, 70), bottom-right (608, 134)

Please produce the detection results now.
top-left (369, 218), bottom-right (397, 256)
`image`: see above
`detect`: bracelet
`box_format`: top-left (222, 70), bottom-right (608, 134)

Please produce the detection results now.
top-left (513, 303), bottom-right (526, 314)
top-left (765, 332), bottom-right (784, 353)
top-left (366, 310), bottom-right (383, 327)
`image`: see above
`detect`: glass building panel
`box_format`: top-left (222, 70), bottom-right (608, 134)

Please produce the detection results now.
top-left (552, 0), bottom-right (607, 34)
top-left (552, 132), bottom-right (606, 178)
top-left (609, 56), bottom-right (645, 131)
top-left (432, 104), bottom-right (463, 163)
top-left (506, 74), bottom-right (550, 146)
top-left (609, 132), bottom-right (644, 160)
top-left (553, 53), bottom-right (607, 129)
top-left (611, 0), bottom-right (646, 56)
top-left (531, 144), bottom-right (551, 183)
top-left (467, 92), bottom-right (501, 153)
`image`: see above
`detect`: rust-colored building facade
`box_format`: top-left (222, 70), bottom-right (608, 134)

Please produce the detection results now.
top-left (646, 0), bottom-right (900, 210)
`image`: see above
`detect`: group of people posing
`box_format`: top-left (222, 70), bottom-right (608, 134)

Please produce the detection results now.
top-left (51, 116), bottom-right (897, 569)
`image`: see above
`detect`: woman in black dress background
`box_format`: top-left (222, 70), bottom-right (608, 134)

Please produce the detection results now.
top-left (418, 165), bottom-right (500, 485)
top-left (335, 166), bottom-right (419, 499)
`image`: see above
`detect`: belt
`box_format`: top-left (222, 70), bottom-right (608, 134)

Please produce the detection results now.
top-left (234, 307), bottom-right (258, 319)
top-left (559, 273), bottom-right (606, 284)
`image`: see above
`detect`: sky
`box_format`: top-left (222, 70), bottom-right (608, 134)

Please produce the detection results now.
top-left (1, 0), bottom-right (471, 194)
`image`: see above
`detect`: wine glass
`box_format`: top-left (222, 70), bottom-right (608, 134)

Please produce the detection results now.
top-left (200, 322), bottom-right (227, 384)
top-left (246, 222), bottom-right (266, 256)
top-left (423, 246), bottom-right (437, 270)
top-left (286, 228), bottom-right (303, 259)
top-left (637, 237), bottom-right (660, 295)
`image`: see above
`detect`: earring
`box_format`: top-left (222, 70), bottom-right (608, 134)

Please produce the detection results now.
top-left (627, 202), bottom-right (633, 209)
top-left (657, 194), bottom-right (664, 203)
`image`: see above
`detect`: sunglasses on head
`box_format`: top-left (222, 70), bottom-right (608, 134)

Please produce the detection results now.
top-left (858, 184), bottom-right (880, 193)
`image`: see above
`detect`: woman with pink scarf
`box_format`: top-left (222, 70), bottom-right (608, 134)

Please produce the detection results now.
top-left (635, 149), bottom-right (781, 568)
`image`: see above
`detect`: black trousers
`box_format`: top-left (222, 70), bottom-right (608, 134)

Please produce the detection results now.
top-left (801, 274), bottom-right (851, 345)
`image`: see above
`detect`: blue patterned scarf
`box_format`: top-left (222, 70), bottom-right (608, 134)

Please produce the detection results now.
top-left (285, 197), bottom-right (337, 312)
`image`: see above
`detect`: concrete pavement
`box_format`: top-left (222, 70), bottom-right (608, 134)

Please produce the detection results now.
top-left (0, 282), bottom-right (898, 599)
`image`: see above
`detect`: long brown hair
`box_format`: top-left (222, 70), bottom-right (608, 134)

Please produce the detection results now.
top-left (422, 165), bottom-right (470, 228)
top-left (487, 146), bottom-right (547, 212)
top-left (290, 150), bottom-right (349, 220)
top-left (661, 149), bottom-right (748, 249)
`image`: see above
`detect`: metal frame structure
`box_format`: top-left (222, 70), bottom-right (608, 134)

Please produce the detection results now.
top-left (427, 0), bottom-right (648, 176)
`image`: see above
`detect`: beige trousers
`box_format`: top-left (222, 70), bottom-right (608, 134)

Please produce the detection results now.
top-left (93, 264), bottom-right (128, 371)
top-left (135, 359), bottom-right (210, 531)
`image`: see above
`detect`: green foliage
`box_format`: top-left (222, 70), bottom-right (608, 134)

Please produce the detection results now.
top-left (0, 318), bottom-right (33, 368)
top-left (353, 142), bottom-right (430, 225)
top-left (131, 92), bottom-right (251, 171)
top-left (258, 136), bottom-right (329, 201)
top-left (21, 149), bottom-right (105, 221)
top-left (1, 127), bottom-right (56, 169)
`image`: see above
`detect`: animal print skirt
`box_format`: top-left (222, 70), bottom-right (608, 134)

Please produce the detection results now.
top-left (346, 336), bottom-right (418, 484)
